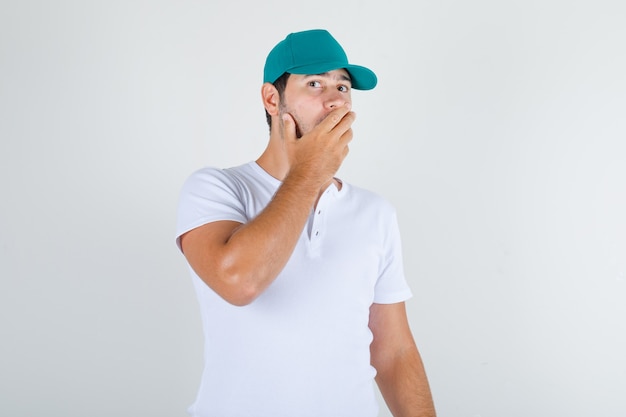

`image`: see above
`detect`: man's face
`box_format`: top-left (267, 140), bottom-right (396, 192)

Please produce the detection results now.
top-left (279, 69), bottom-right (353, 138)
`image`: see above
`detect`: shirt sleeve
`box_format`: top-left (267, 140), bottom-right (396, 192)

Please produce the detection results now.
top-left (175, 167), bottom-right (248, 252)
top-left (372, 209), bottom-right (413, 304)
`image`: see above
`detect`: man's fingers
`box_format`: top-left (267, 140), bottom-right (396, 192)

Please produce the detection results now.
top-left (321, 104), bottom-right (356, 135)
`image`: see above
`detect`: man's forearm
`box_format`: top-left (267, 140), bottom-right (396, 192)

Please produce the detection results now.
top-left (225, 170), bottom-right (324, 280)
top-left (375, 346), bottom-right (436, 417)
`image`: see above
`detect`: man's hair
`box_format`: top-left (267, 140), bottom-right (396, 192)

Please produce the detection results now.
top-left (265, 72), bottom-right (291, 130)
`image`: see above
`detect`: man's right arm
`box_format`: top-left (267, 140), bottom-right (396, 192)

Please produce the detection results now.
top-left (179, 104), bottom-right (355, 306)
top-left (179, 171), bottom-right (323, 306)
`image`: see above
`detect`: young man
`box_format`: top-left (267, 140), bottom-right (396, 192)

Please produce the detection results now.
top-left (176, 29), bottom-right (436, 417)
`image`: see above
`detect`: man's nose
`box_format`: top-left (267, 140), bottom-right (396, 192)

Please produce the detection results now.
top-left (325, 91), bottom-right (349, 109)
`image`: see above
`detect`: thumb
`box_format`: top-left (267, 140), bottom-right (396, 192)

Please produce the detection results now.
top-left (281, 112), bottom-right (296, 141)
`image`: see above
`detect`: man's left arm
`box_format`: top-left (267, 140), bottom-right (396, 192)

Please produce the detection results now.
top-left (369, 302), bottom-right (436, 417)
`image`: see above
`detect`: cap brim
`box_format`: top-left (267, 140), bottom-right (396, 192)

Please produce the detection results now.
top-left (286, 61), bottom-right (378, 90)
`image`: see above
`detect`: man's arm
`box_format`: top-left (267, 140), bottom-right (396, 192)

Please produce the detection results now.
top-left (179, 104), bottom-right (355, 306)
top-left (369, 302), bottom-right (436, 417)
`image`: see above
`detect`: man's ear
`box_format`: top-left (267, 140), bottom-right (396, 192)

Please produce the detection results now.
top-left (261, 83), bottom-right (280, 116)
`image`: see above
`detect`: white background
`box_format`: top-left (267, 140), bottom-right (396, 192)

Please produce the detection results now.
top-left (1, 1), bottom-right (625, 416)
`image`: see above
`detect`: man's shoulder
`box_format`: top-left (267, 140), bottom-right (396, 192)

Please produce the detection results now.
top-left (342, 181), bottom-right (397, 214)
top-left (343, 181), bottom-right (393, 202)
top-left (183, 162), bottom-right (255, 188)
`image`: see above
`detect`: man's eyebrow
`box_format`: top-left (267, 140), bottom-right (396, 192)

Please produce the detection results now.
top-left (303, 72), bottom-right (353, 83)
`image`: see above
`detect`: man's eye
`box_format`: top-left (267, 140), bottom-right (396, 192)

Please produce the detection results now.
top-left (338, 85), bottom-right (350, 92)
top-left (309, 81), bottom-right (322, 88)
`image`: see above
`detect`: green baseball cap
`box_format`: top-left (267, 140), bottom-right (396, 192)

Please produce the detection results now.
top-left (263, 29), bottom-right (377, 90)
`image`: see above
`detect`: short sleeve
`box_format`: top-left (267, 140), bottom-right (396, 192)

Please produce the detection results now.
top-left (175, 167), bottom-right (247, 252)
top-left (372, 210), bottom-right (413, 304)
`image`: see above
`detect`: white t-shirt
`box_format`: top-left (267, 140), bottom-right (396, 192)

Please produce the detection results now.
top-left (176, 162), bottom-right (412, 417)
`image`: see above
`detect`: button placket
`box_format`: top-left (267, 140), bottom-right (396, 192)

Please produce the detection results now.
top-left (310, 191), bottom-right (331, 245)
